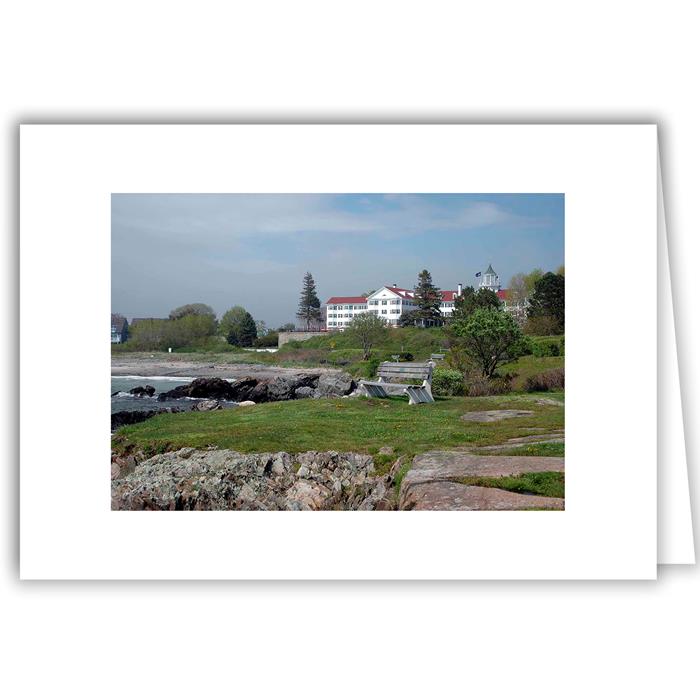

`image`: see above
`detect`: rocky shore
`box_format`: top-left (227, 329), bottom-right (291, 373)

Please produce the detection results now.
top-left (111, 373), bottom-right (357, 431)
top-left (112, 448), bottom-right (397, 511)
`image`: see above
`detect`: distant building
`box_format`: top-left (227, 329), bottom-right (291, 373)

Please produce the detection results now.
top-left (326, 264), bottom-right (530, 329)
top-left (111, 314), bottom-right (128, 343)
top-left (326, 284), bottom-right (462, 329)
top-left (477, 263), bottom-right (501, 292)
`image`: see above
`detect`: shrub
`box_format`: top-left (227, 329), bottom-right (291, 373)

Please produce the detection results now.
top-left (432, 367), bottom-right (465, 396)
top-left (465, 371), bottom-right (515, 396)
top-left (365, 357), bottom-right (381, 378)
top-left (524, 368), bottom-right (565, 392)
top-left (254, 331), bottom-right (279, 348)
top-left (532, 340), bottom-right (561, 357)
top-left (523, 315), bottom-right (561, 336)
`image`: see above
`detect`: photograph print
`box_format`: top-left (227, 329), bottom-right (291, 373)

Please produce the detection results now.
top-left (111, 193), bottom-right (565, 511)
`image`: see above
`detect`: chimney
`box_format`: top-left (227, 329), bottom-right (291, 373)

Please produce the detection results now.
top-left (457, 283), bottom-right (463, 297)
top-left (392, 282), bottom-right (398, 288)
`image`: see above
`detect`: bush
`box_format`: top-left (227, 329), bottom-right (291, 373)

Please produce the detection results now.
top-left (364, 357), bottom-right (381, 378)
top-left (432, 367), bottom-right (465, 396)
top-left (532, 340), bottom-right (561, 357)
top-left (524, 368), bottom-right (565, 392)
top-left (465, 372), bottom-right (515, 396)
top-left (254, 331), bottom-right (279, 348)
top-left (523, 315), bottom-right (561, 336)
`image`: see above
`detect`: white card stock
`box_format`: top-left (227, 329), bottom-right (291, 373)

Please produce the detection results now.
top-left (19, 124), bottom-right (690, 578)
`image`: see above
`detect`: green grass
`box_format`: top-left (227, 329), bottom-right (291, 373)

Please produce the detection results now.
top-left (454, 471), bottom-right (565, 498)
top-left (480, 442), bottom-right (565, 457)
top-left (112, 394), bottom-right (564, 459)
top-left (501, 354), bottom-right (565, 390)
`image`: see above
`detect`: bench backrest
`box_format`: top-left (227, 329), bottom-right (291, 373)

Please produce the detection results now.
top-left (430, 353), bottom-right (445, 360)
top-left (377, 361), bottom-right (434, 383)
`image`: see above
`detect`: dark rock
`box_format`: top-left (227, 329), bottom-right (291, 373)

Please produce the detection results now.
top-left (111, 407), bottom-right (184, 431)
top-left (158, 377), bottom-right (237, 402)
top-left (294, 386), bottom-right (315, 399)
top-left (129, 385), bottom-right (156, 397)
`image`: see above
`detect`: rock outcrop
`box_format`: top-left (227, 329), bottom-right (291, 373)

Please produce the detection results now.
top-left (129, 385), bottom-right (156, 397)
top-left (111, 407), bottom-right (184, 431)
top-left (399, 452), bottom-right (565, 510)
top-left (156, 372), bottom-right (355, 404)
top-left (157, 377), bottom-right (240, 402)
top-left (190, 399), bottom-right (222, 411)
top-left (111, 449), bottom-right (392, 511)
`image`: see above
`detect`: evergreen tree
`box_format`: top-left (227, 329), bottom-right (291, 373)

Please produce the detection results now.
top-left (412, 269), bottom-right (442, 326)
top-left (296, 271), bottom-right (322, 330)
top-left (221, 305), bottom-right (258, 347)
top-left (527, 272), bottom-right (565, 332)
top-left (452, 286), bottom-right (501, 321)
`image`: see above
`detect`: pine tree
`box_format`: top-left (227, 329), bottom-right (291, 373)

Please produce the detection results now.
top-left (296, 271), bottom-right (322, 330)
top-left (412, 269), bottom-right (442, 326)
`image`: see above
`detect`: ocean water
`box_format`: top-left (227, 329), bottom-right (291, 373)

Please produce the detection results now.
top-left (111, 375), bottom-right (237, 413)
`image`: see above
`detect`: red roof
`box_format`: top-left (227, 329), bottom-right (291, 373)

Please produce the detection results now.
top-left (441, 290), bottom-right (457, 301)
top-left (384, 286), bottom-right (414, 300)
top-left (326, 296), bottom-right (367, 304)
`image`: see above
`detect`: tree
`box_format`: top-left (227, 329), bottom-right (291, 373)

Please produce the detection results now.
top-left (296, 271), bottom-right (322, 330)
top-left (220, 305), bottom-right (258, 347)
top-left (255, 319), bottom-right (268, 337)
top-left (169, 303), bottom-right (216, 321)
top-left (412, 269), bottom-right (442, 326)
top-left (452, 285), bottom-right (501, 321)
top-left (527, 272), bottom-right (565, 332)
top-left (345, 313), bottom-right (388, 360)
top-left (451, 308), bottom-right (525, 378)
top-left (556, 264), bottom-right (565, 277)
top-left (506, 273), bottom-right (529, 307)
top-left (523, 268), bottom-right (544, 296)
top-left (277, 322), bottom-right (296, 332)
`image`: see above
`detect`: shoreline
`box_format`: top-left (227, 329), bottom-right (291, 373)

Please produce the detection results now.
top-left (111, 354), bottom-right (343, 380)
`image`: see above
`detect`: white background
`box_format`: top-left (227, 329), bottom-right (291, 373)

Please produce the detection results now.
top-left (2, 1), bottom-right (698, 698)
top-left (20, 124), bottom-right (657, 581)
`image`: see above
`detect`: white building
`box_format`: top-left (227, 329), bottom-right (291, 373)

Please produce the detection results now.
top-left (325, 265), bottom-right (532, 329)
top-left (326, 284), bottom-right (462, 329)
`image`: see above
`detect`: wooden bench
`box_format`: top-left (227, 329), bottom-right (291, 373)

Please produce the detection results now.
top-left (430, 353), bottom-right (445, 361)
top-left (359, 361), bottom-right (435, 405)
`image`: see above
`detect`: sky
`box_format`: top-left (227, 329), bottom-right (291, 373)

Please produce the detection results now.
top-left (112, 193), bottom-right (564, 327)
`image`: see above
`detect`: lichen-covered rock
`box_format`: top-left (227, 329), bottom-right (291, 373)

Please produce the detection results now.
top-left (313, 372), bottom-right (355, 398)
top-left (191, 399), bottom-right (222, 411)
top-left (111, 449), bottom-right (385, 511)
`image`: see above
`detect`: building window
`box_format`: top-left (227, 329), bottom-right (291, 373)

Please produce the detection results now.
top-left (381, 309), bottom-right (387, 314)
top-left (381, 300), bottom-right (387, 305)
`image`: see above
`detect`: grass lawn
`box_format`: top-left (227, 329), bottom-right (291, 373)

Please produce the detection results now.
top-left (500, 354), bottom-right (565, 390)
top-left (455, 471), bottom-right (565, 498)
top-left (113, 393), bottom-right (565, 461)
top-left (477, 442), bottom-right (565, 457)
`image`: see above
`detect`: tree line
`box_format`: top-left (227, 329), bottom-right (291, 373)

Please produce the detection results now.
top-left (113, 271), bottom-right (326, 351)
